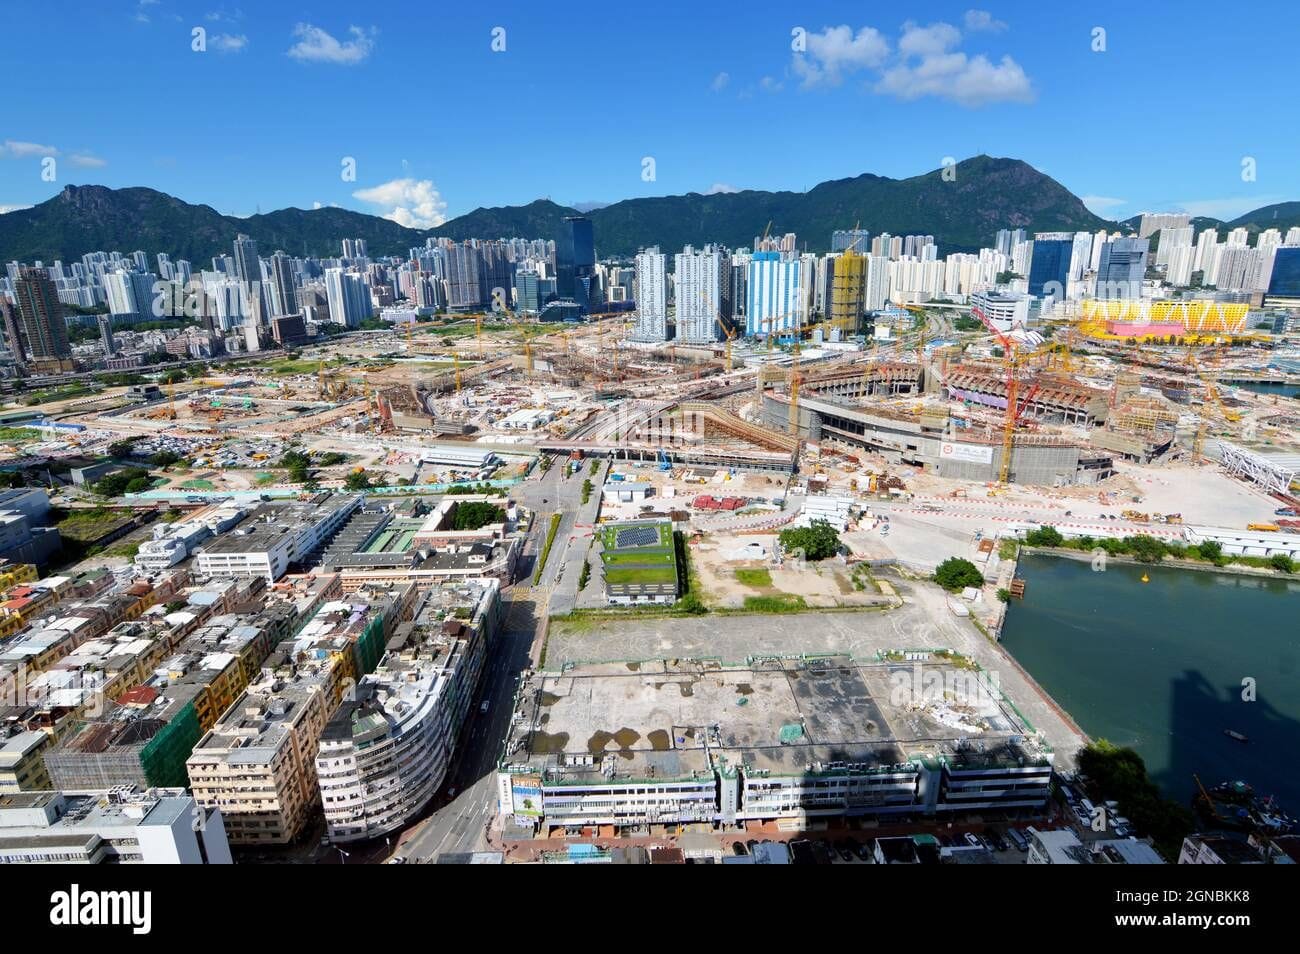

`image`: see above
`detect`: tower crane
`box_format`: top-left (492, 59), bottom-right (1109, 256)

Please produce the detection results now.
top-left (716, 317), bottom-right (736, 373)
top-left (971, 301), bottom-right (1034, 484)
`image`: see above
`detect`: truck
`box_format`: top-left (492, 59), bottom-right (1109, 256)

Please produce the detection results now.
top-left (1247, 522), bottom-right (1280, 532)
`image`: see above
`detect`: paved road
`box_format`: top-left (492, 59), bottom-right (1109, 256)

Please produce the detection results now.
top-left (387, 455), bottom-right (593, 862)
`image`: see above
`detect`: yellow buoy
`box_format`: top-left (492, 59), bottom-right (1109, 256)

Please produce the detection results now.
top-left (1140, 573), bottom-right (1149, 583)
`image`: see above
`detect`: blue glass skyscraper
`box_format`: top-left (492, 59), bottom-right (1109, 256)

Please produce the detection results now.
top-left (556, 216), bottom-right (595, 311)
top-left (1027, 239), bottom-right (1072, 297)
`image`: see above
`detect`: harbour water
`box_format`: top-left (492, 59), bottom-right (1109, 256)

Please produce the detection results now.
top-left (1000, 553), bottom-right (1300, 812)
top-left (1231, 380), bottom-right (1300, 400)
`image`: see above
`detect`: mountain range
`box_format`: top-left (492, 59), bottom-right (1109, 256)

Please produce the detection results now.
top-left (2, 156), bottom-right (1298, 265)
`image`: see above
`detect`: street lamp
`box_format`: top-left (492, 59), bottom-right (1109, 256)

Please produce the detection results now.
top-left (336, 847), bottom-right (350, 864)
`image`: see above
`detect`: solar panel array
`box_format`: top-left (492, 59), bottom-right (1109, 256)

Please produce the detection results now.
top-left (615, 525), bottom-right (659, 548)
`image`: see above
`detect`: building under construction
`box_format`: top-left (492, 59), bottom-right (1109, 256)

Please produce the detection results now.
top-left (763, 391), bottom-right (1114, 485)
top-left (943, 367), bottom-right (1109, 427)
top-left (795, 361), bottom-right (925, 400)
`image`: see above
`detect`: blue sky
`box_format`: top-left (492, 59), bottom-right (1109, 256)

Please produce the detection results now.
top-left (2, 1), bottom-right (1298, 227)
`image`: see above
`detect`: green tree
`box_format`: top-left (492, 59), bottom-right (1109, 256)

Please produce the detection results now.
top-left (1270, 553), bottom-right (1294, 573)
top-left (933, 556), bottom-right (985, 591)
top-left (125, 476), bottom-right (151, 493)
top-left (452, 501), bottom-right (504, 531)
top-left (1125, 535), bottom-right (1166, 563)
top-left (778, 520), bottom-right (841, 561)
top-left (94, 467), bottom-right (150, 498)
top-left (1024, 525), bottom-right (1064, 547)
top-left (108, 437), bottom-right (140, 459)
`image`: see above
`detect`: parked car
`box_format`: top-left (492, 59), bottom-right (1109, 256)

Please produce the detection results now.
top-left (987, 830), bottom-right (1008, 852)
top-left (963, 832), bottom-right (982, 849)
top-left (732, 841), bottom-right (747, 856)
top-left (1006, 828), bottom-right (1029, 852)
top-left (834, 838), bottom-right (856, 862)
top-left (853, 840), bottom-right (873, 862)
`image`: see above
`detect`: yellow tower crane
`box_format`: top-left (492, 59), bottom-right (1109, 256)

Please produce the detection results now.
top-left (715, 317), bottom-right (736, 373)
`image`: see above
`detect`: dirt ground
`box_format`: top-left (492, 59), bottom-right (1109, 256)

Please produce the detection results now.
top-left (689, 531), bottom-right (888, 609)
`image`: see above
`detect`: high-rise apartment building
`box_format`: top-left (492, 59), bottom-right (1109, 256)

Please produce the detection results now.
top-left (13, 267), bottom-right (71, 363)
top-left (634, 247), bottom-right (667, 341)
top-left (746, 251), bottom-right (803, 337)
top-left (270, 252), bottom-right (297, 316)
top-left (673, 245), bottom-right (723, 344)
top-left (324, 268), bottom-right (371, 329)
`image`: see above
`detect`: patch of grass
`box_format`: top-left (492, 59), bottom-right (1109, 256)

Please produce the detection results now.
top-left (604, 550), bottom-right (674, 566)
top-left (740, 594), bottom-right (808, 613)
top-left (0, 427), bottom-right (41, 442)
top-left (734, 568), bottom-right (773, 588)
top-left (533, 512), bottom-right (562, 585)
top-left (53, 506), bottom-right (132, 543)
top-left (604, 566), bottom-right (677, 585)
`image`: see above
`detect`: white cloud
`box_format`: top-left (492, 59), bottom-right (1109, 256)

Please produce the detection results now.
top-left (0, 204), bottom-right (33, 215)
top-left (1174, 195), bottom-right (1286, 220)
top-left (790, 19), bottom-right (1033, 107)
top-left (352, 178), bottom-right (447, 229)
top-left (0, 140), bottom-right (58, 158)
top-left (288, 23), bottom-right (377, 65)
top-left (792, 25), bottom-right (890, 88)
top-left (705, 183), bottom-right (739, 195)
top-left (759, 75), bottom-right (784, 93)
top-left (711, 71), bottom-right (730, 92)
top-left (898, 21), bottom-right (962, 58)
top-left (876, 51), bottom-right (1033, 106)
top-left (1081, 195), bottom-right (1127, 215)
top-left (964, 9), bottom-right (1008, 33)
top-left (313, 201), bottom-right (323, 209)
top-left (211, 33), bottom-right (248, 53)
top-left (68, 154), bottom-right (107, 168)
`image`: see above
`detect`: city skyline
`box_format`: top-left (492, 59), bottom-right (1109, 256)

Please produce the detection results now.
top-left (2, 2), bottom-right (1298, 224)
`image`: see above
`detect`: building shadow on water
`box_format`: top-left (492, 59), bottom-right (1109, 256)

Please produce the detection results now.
top-left (1161, 667), bottom-right (1300, 814)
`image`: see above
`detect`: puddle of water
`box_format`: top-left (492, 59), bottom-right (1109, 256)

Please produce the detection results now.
top-left (648, 729), bottom-right (671, 750)
top-left (531, 731), bottom-right (569, 754)
top-left (539, 692), bottom-right (560, 707)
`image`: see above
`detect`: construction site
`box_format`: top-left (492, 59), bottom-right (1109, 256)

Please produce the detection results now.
top-left (38, 300), bottom-right (1299, 566)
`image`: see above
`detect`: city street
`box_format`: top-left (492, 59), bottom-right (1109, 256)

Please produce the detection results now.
top-left (386, 454), bottom-right (594, 862)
